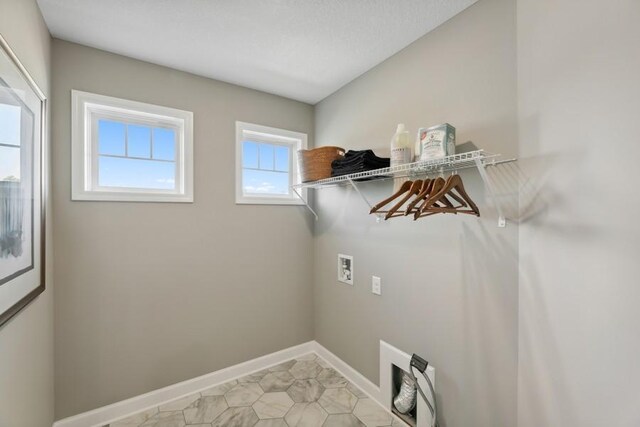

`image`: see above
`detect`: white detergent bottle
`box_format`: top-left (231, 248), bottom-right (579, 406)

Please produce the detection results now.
top-left (390, 124), bottom-right (412, 168)
top-left (390, 124), bottom-right (412, 191)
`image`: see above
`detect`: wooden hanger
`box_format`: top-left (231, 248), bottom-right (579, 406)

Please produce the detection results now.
top-left (443, 175), bottom-right (479, 215)
top-left (404, 178), bottom-right (433, 215)
top-left (384, 179), bottom-right (424, 219)
top-left (404, 177), bottom-right (461, 215)
top-left (426, 175), bottom-right (468, 209)
top-left (415, 175), bottom-right (464, 218)
top-left (439, 175), bottom-right (468, 207)
top-left (416, 174), bottom-right (480, 218)
top-left (369, 180), bottom-right (413, 214)
top-left (411, 177), bottom-right (457, 219)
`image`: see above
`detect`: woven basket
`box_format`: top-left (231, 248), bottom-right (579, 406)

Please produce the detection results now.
top-left (297, 146), bottom-right (345, 182)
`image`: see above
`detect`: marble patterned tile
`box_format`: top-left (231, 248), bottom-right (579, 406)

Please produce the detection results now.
top-left (284, 402), bottom-right (328, 427)
top-left (268, 360), bottom-right (297, 372)
top-left (353, 399), bottom-right (393, 427)
top-left (323, 414), bottom-right (366, 427)
top-left (316, 358), bottom-right (331, 369)
top-left (346, 382), bottom-right (368, 399)
top-left (109, 407), bottom-right (159, 426)
top-left (106, 357), bottom-right (393, 427)
top-left (211, 406), bottom-right (258, 427)
top-left (284, 402), bottom-right (307, 427)
top-left (254, 419), bottom-right (288, 427)
top-left (158, 393), bottom-right (200, 412)
top-left (201, 379), bottom-right (238, 396)
top-left (225, 382), bottom-right (264, 407)
top-left (252, 392), bottom-right (294, 419)
top-left (296, 353), bottom-right (317, 361)
top-left (286, 379), bottom-right (325, 403)
top-left (289, 361), bottom-right (323, 379)
top-left (259, 371), bottom-right (296, 392)
top-left (238, 369), bottom-right (269, 383)
top-left (183, 395), bottom-right (228, 424)
top-left (318, 388), bottom-right (358, 414)
top-left (317, 368), bottom-right (348, 389)
top-left (140, 411), bottom-right (186, 427)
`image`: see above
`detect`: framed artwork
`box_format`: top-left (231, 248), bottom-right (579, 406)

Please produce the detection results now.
top-left (338, 254), bottom-right (353, 285)
top-left (0, 34), bottom-right (46, 327)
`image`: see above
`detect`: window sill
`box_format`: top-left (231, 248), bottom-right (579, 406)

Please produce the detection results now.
top-left (72, 190), bottom-right (193, 203)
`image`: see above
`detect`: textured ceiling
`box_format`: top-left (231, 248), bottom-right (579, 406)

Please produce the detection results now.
top-left (37, 0), bottom-right (477, 104)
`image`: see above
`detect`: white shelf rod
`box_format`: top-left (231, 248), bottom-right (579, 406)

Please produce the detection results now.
top-left (292, 187), bottom-right (318, 220)
top-left (474, 157), bottom-right (506, 227)
top-left (346, 177), bottom-right (384, 223)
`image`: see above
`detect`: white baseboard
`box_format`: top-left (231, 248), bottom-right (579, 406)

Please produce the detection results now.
top-left (311, 341), bottom-right (383, 405)
top-left (53, 341), bottom-right (315, 427)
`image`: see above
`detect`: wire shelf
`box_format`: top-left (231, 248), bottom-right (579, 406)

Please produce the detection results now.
top-left (293, 150), bottom-right (502, 190)
top-left (291, 149), bottom-right (517, 227)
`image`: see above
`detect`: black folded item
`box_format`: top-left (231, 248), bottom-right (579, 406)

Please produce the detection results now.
top-left (331, 150), bottom-right (390, 177)
top-left (331, 150), bottom-right (387, 164)
top-left (332, 163), bottom-right (384, 176)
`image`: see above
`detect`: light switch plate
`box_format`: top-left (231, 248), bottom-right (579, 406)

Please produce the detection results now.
top-left (372, 276), bottom-right (381, 295)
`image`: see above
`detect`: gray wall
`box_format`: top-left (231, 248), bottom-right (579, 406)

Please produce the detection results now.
top-left (517, 1), bottom-right (640, 426)
top-left (313, 1), bottom-right (518, 426)
top-left (0, 0), bottom-right (54, 426)
top-left (52, 40), bottom-right (315, 419)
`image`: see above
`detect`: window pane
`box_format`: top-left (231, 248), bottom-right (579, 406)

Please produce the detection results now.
top-left (259, 144), bottom-right (274, 170)
top-left (274, 146), bottom-right (289, 172)
top-left (98, 120), bottom-right (125, 156)
top-left (243, 141), bottom-right (258, 168)
top-left (0, 103), bottom-right (21, 145)
top-left (99, 156), bottom-right (175, 190)
top-left (0, 146), bottom-right (20, 181)
top-left (153, 128), bottom-right (175, 161)
top-left (127, 124), bottom-right (151, 158)
top-left (242, 169), bottom-right (289, 195)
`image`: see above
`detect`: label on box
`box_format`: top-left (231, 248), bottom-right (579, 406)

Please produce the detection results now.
top-left (420, 130), bottom-right (447, 160)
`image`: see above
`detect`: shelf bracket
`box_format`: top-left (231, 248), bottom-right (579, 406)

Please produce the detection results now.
top-left (293, 187), bottom-right (318, 221)
top-left (474, 157), bottom-right (506, 227)
top-left (347, 177), bottom-right (384, 223)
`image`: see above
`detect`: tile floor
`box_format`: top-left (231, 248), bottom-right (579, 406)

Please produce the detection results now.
top-left (107, 353), bottom-right (402, 427)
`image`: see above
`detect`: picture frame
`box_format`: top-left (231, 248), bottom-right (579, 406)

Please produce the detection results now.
top-left (337, 254), bottom-right (353, 285)
top-left (0, 34), bottom-right (46, 328)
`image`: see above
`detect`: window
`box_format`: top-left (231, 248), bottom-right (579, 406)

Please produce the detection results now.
top-left (72, 90), bottom-right (193, 202)
top-left (236, 121), bottom-right (307, 204)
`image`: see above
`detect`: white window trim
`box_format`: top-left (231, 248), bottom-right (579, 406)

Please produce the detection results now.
top-left (71, 90), bottom-right (194, 203)
top-left (235, 121), bottom-right (307, 205)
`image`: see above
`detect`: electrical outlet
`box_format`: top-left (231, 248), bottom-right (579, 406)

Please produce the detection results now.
top-left (372, 276), bottom-right (381, 295)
